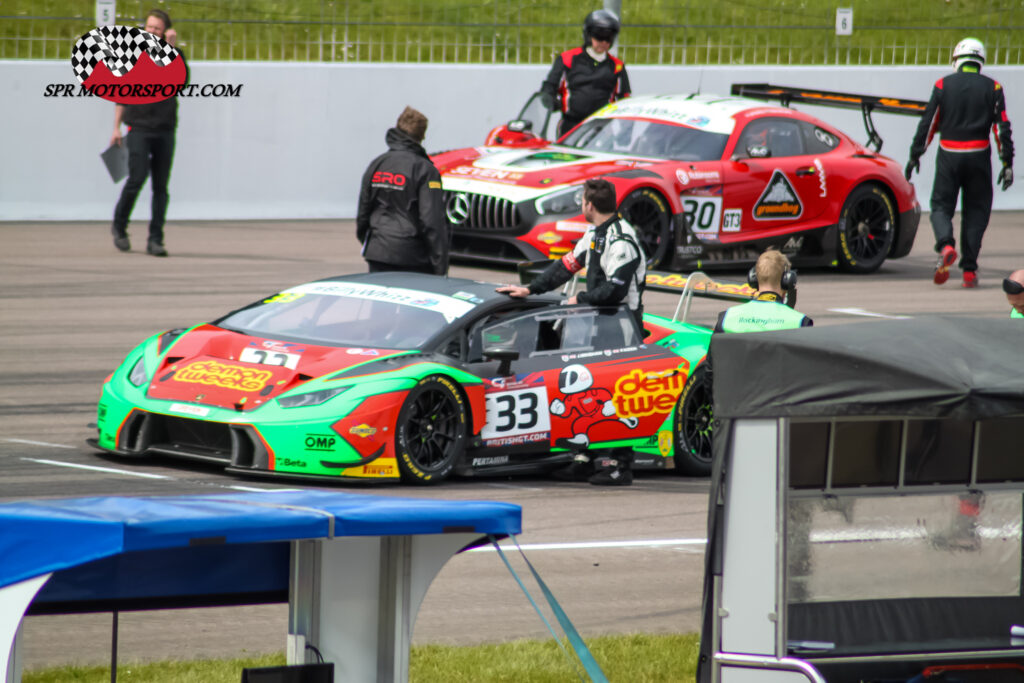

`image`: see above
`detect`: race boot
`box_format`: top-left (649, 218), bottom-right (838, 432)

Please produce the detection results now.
top-left (551, 453), bottom-right (594, 482)
top-left (588, 449), bottom-right (633, 486)
top-left (933, 245), bottom-right (957, 285)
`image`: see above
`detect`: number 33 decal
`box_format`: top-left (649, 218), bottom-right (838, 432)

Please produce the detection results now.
top-left (482, 388), bottom-right (552, 439)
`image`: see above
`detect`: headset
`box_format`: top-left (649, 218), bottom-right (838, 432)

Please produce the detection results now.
top-left (748, 264), bottom-right (798, 291)
top-left (1004, 278), bottom-right (1024, 295)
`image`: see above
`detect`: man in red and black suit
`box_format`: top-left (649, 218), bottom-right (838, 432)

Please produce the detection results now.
top-left (540, 10), bottom-right (631, 139)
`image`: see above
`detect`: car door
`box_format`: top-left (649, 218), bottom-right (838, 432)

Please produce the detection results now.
top-left (471, 306), bottom-right (687, 452)
top-left (722, 116), bottom-right (832, 237)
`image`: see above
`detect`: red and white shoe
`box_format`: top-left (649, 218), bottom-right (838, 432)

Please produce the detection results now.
top-left (933, 245), bottom-right (958, 285)
top-left (962, 270), bottom-right (978, 288)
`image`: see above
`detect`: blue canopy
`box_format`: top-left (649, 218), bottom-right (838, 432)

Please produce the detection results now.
top-left (0, 490), bottom-right (521, 613)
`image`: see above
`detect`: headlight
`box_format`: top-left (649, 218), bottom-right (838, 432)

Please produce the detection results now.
top-left (278, 386), bottom-right (350, 409)
top-left (128, 357), bottom-right (149, 387)
top-left (535, 186), bottom-right (584, 215)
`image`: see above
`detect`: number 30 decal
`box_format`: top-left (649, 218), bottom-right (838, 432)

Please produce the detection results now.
top-left (682, 196), bottom-right (722, 236)
top-left (482, 388), bottom-right (551, 439)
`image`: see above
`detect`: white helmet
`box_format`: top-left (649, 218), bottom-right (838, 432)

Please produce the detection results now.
top-left (952, 37), bottom-right (986, 71)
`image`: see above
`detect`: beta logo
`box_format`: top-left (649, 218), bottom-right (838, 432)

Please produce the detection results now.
top-left (613, 368), bottom-right (687, 418)
top-left (71, 25), bottom-right (188, 104)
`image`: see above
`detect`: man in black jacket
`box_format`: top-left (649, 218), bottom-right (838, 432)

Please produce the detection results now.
top-left (110, 9), bottom-right (178, 257)
top-left (356, 106), bottom-right (448, 275)
top-left (540, 10), bottom-right (631, 139)
top-left (906, 37), bottom-right (1014, 288)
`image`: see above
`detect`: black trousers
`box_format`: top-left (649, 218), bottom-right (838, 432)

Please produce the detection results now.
top-left (365, 259), bottom-right (434, 275)
top-left (113, 129), bottom-right (176, 243)
top-left (557, 114), bottom-right (584, 138)
top-left (929, 148), bottom-right (993, 273)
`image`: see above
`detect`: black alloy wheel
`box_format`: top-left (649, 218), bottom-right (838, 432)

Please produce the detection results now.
top-left (618, 188), bottom-right (672, 268)
top-left (395, 376), bottom-right (467, 484)
top-left (673, 365), bottom-right (713, 477)
top-left (836, 184), bottom-right (897, 273)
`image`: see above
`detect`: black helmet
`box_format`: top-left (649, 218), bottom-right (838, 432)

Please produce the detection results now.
top-left (583, 9), bottom-right (620, 45)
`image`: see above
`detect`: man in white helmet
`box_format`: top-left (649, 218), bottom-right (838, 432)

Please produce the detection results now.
top-left (906, 37), bottom-right (1014, 289)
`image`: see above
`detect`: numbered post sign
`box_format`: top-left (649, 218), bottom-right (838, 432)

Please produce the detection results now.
top-left (481, 387), bottom-right (551, 440)
top-left (835, 8), bottom-right (853, 36)
top-left (96, 0), bottom-right (116, 27)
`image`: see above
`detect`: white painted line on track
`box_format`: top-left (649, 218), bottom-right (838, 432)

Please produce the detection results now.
top-left (21, 457), bottom-right (171, 479)
top-left (468, 538), bottom-right (707, 552)
top-left (829, 307), bottom-right (911, 319)
top-left (226, 485), bottom-right (304, 493)
top-left (3, 438), bottom-right (75, 449)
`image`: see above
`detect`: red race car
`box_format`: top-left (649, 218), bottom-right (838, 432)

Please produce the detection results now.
top-left (432, 84), bottom-right (924, 274)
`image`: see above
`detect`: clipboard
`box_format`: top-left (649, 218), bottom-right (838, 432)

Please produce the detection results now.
top-left (101, 142), bottom-right (128, 183)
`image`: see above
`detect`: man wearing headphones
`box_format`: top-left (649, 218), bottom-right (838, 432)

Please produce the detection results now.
top-left (540, 9), bottom-right (631, 139)
top-left (714, 250), bottom-right (813, 333)
top-left (1004, 270), bottom-right (1024, 318)
top-left (906, 37), bottom-right (1014, 289)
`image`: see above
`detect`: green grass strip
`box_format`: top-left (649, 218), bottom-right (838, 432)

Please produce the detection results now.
top-left (23, 633), bottom-right (700, 683)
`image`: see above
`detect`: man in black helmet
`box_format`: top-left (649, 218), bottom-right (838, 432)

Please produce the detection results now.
top-left (540, 9), bottom-right (631, 139)
top-left (906, 37), bottom-right (1014, 289)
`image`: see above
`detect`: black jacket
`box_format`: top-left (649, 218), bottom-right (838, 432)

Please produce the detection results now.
top-left (910, 67), bottom-right (1014, 165)
top-left (541, 47), bottom-right (630, 123)
top-left (356, 128), bottom-right (448, 274)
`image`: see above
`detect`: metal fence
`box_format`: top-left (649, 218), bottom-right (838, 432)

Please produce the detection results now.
top-left (2, 0), bottom-right (1022, 65)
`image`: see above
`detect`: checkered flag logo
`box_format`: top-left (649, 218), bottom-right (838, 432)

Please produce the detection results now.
top-left (71, 25), bottom-right (180, 84)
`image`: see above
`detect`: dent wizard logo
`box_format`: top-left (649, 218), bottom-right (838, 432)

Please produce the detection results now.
top-left (69, 25), bottom-right (188, 104)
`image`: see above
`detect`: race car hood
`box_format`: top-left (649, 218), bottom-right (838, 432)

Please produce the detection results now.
top-left (144, 325), bottom-right (406, 412)
top-left (435, 146), bottom-right (662, 202)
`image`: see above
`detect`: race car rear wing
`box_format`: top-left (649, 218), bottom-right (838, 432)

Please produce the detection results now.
top-left (730, 83), bottom-right (928, 153)
top-left (517, 260), bottom-right (794, 324)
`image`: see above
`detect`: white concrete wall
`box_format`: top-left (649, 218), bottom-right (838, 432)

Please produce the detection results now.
top-left (2, 60), bottom-right (1022, 221)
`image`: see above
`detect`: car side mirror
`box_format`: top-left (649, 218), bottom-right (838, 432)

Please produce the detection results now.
top-left (746, 144), bottom-right (771, 158)
top-left (483, 346), bottom-right (519, 376)
top-left (507, 119), bottom-right (533, 133)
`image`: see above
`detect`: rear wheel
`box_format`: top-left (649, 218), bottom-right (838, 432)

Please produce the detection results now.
top-left (673, 365), bottom-right (713, 476)
top-left (619, 188), bottom-right (671, 268)
top-left (395, 376), bottom-right (467, 484)
top-left (836, 184), bottom-right (896, 273)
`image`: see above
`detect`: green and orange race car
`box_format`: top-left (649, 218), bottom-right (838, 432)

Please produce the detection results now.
top-left (89, 272), bottom-right (737, 484)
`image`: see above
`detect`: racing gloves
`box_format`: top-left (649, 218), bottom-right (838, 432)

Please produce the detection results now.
top-left (999, 165), bottom-right (1014, 191)
top-left (904, 157), bottom-right (920, 181)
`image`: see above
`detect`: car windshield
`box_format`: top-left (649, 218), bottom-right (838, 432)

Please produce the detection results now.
top-left (215, 281), bottom-right (476, 349)
top-left (560, 117), bottom-right (729, 162)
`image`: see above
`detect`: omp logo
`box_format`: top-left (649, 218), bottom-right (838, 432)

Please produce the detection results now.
top-left (613, 369), bottom-right (686, 418)
top-left (304, 434), bottom-right (337, 451)
top-left (71, 25), bottom-right (187, 104)
top-left (173, 361), bottom-right (272, 392)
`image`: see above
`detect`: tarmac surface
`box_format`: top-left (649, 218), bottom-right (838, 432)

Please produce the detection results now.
top-left (2, 213), bottom-right (1022, 668)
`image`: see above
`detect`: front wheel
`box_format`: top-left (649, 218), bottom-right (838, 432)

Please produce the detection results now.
top-left (395, 376), bottom-right (467, 485)
top-left (619, 188), bottom-right (671, 268)
top-left (836, 184), bottom-right (896, 274)
top-left (673, 365), bottom-right (713, 476)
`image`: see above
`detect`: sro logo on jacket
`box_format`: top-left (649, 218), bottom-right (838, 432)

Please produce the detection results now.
top-left (371, 171), bottom-right (407, 188)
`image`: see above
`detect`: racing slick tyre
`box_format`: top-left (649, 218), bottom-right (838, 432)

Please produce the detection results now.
top-left (396, 375), bottom-right (468, 485)
top-left (618, 188), bottom-right (671, 268)
top-left (836, 184), bottom-right (897, 274)
top-left (673, 364), bottom-right (713, 477)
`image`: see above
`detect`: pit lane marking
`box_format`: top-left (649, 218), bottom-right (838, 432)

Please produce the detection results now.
top-left (469, 538), bottom-right (708, 552)
top-left (3, 438), bottom-right (75, 449)
top-left (21, 457), bottom-right (172, 479)
top-left (829, 307), bottom-right (911, 319)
